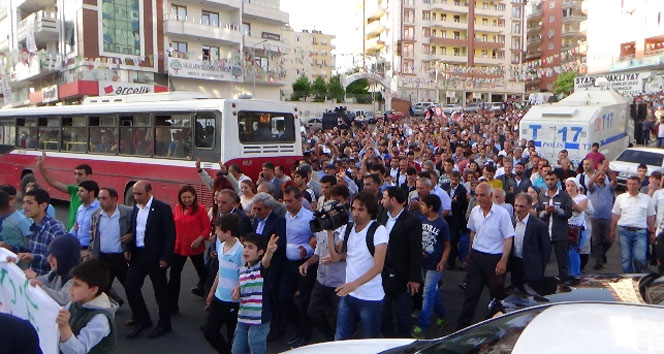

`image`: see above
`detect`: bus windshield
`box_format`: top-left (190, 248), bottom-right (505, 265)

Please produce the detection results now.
top-left (238, 111), bottom-right (295, 143)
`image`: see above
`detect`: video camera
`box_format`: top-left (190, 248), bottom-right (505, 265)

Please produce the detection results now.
top-left (309, 200), bottom-right (349, 232)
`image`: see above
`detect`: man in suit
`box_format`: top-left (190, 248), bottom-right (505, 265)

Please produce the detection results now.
top-left (258, 162), bottom-right (283, 199)
top-left (498, 160), bottom-right (517, 205)
top-left (379, 186), bottom-right (422, 338)
top-left (513, 162), bottom-right (533, 197)
top-left (441, 171), bottom-right (468, 269)
top-left (510, 193), bottom-right (551, 293)
top-left (125, 180), bottom-right (176, 339)
top-left (537, 171), bottom-right (573, 281)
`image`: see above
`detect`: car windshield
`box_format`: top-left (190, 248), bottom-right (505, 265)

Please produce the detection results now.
top-left (419, 307), bottom-right (546, 353)
top-left (616, 150), bottom-right (664, 166)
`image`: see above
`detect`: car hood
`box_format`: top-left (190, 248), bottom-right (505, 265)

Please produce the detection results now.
top-left (286, 338), bottom-right (416, 354)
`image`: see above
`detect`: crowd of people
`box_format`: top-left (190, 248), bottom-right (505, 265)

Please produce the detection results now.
top-left (3, 97), bottom-right (664, 354)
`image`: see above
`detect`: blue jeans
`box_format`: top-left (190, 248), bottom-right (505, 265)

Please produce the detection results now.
top-left (231, 322), bottom-right (270, 354)
top-left (618, 227), bottom-right (647, 273)
top-left (458, 231), bottom-right (470, 263)
top-left (568, 230), bottom-right (587, 276)
top-left (335, 295), bottom-right (383, 340)
top-left (658, 137), bottom-right (664, 148)
top-left (418, 269), bottom-right (447, 330)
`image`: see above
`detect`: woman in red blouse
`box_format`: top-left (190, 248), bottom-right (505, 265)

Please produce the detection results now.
top-left (167, 185), bottom-right (211, 313)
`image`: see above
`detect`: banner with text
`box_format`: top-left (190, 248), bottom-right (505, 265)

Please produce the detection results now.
top-left (98, 81), bottom-right (168, 96)
top-left (574, 72), bottom-right (652, 96)
top-left (0, 248), bottom-right (60, 354)
top-left (167, 57), bottom-right (243, 82)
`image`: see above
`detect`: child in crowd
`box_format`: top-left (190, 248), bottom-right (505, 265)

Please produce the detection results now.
top-left (205, 214), bottom-right (244, 354)
top-left (25, 234), bottom-right (81, 305)
top-left (231, 233), bottom-right (279, 354)
top-left (56, 259), bottom-right (118, 354)
top-left (412, 194), bottom-right (451, 338)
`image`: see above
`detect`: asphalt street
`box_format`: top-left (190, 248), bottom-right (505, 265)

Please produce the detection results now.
top-left (50, 201), bottom-right (624, 353)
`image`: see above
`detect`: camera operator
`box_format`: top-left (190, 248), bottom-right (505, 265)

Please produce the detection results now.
top-left (298, 184), bottom-right (350, 342)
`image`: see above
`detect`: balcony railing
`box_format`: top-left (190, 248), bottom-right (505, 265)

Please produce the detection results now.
top-left (163, 13), bottom-right (241, 31)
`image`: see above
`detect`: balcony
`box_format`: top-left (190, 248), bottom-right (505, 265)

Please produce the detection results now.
top-left (527, 34), bottom-right (541, 46)
top-left (164, 14), bottom-right (242, 46)
top-left (200, 0), bottom-right (242, 10)
top-left (242, 0), bottom-right (288, 25)
top-left (562, 14), bottom-right (585, 23)
top-left (366, 21), bottom-right (385, 39)
top-left (474, 39), bottom-right (505, 50)
top-left (12, 52), bottom-right (62, 83)
top-left (474, 23), bottom-right (505, 33)
top-left (367, 6), bottom-right (386, 22)
top-left (473, 56), bottom-right (504, 65)
top-left (245, 35), bottom-right (287, 54)
top-left (430, 36), bottom-right (468, 46)
top-left (427, 0), bottom-right (469, 14)
top-left (562, 0), bottom-right (582, 9)
top-left (527, 24), bottom-right (540, 35)
top-left (435, 54), bottom-right (468, 63)
top-left (430, 19), bottom-right (468, 30)
top-left (365, 37), bottom-right (386, 54)
top-left (243, 65), bottom-right (284, 86)
top-left (15, 0), bottom-right (52, 13)
top-left (525, 50), bottom-right (541, 59)
top-left (561, 27), bottom-right (583, 38)
top-left (167, 57), bottom-right (243, 82)
top-left (474, 6), bottom-right (505, 18)
top-left (17, 11), bottom-right (59, 47)
top-left (527, 6), bottom-right (542, 19)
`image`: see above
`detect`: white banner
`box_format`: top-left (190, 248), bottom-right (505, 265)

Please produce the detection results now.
top-left (167, 57), bottom-right (243, 82)
top-left (574, 71), bottom-right (652, 96)
top-left (0, 248), bottom-right (60, 354)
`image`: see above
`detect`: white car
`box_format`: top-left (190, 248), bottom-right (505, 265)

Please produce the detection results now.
top-left (488, 102), bottom-right (503, 112)
top-left (609, 147), bottom-right (664, 187)
top-left (286, 302), bottom-right (664, 354)
top-left (464, 102), bottom-right (482, 113)
top-left (304, 117), bottom-right (323, 130)
top-left (412, 102), bottom-right (436, 116)
top-left (443, 104), bottom-right (463, 116)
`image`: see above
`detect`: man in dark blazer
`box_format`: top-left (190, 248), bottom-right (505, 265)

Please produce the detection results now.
top-left (510, 193), bottom-right (551, 293)
top-left (441, 171), bottom-right (468, 269)
top-left (378, 186), bottom-right (422, 338)
top-left (513, 162), bottom-right (533, 197)
top-left (125, 180), bottom-right (176, 339)
top-left (536, 171), bottom-right (573, 281)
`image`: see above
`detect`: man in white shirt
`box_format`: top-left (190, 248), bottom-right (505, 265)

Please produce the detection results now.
top-left (457, 182), bottom-right (514, 330)
top-left (610, 176), bottom-right (656, 273)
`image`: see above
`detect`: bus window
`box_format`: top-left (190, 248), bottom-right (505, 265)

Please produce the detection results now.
top-left (155, 114), bottom-right (192, 159)
top-left (237, 111), bottom-right (295, 144)
top-left (195, 113), bottom-right (215, 149)
top-left (38, 117), bottom-right (60, 151)
top-left (119, 114), bottom-right (152, 156)
top-left (16, 118), bottom-right (38, 149)
top-left (89, 115), bottom-right (118, 154)
top-left (62, 116), bottom-right (88, 153)
top-left (1, 118), bottom-right (16, 146)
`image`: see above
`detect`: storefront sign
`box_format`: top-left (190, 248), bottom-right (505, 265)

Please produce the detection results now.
top-left (167, 57), bottom-right (243, 82)
top-left (42, 84), bottom-right (58, 103)
top-left (98, 81), bottom-right (167, 96)
top-left (0, 248), bottom-right (61, 354)
top-left (261, 32), bottom-right (281, 41)
top-left (574, 71), bottom-right (652, 96)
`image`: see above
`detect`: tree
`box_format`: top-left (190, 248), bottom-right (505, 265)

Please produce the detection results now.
top-left (346, 78), bottom-right (372, 104)
top-left (311, 76), bottom-right (328, 102)
top-left (327, 75), bottom-right (345, 103)
top-left (290, 75), bottom-right (311, 101)
top-left (553, 71), bottom-right (576, 96)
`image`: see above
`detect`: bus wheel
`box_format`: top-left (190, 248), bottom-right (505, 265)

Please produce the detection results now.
top-left (124, 185), bottom-right (136, 207)
top-left (20, 173), bottom-right (36, 196)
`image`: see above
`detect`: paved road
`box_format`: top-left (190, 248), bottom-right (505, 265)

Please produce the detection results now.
top-left (50, 202), bottom-right (623, 353)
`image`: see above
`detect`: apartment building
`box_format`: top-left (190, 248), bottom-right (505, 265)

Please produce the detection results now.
top-left (281, 26), bottom-right (336, 97)
top-left (525, 0), bottom-right (586, 92)
top-left (1, 0), bottom-right (167, 107)
top-left (163, 0), bottom-right (288, 100)
top-left (363, 0), bottom-right (525, 105)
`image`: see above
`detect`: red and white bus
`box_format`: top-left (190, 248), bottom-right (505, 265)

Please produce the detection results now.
top-left (0, 92), bottom-right (302, 206)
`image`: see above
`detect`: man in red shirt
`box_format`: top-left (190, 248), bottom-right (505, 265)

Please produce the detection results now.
top-left (584, 143), bottom-right (606, 169)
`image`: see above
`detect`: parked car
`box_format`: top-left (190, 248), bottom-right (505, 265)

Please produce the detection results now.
top-left (443, 103), bottom-right (463, 116)
top-left (609, 147), bottom-right (664, 187)
top-left (465, 102), bottom-right (482, 113)
top-left (488, 102), bottom-right (504, 112)
top-left (304, 117), bottom-right (322, 130)
top-left (287, 302), bottom-right (664, 354)
top-left (387, 110), bottom-right (406, 122)
top-left (412, 102), bottom-right (436, 116)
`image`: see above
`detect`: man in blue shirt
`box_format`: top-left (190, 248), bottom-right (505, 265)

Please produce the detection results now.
top-left (0, 185), bottom-right (32, 252)
top-left (587, 162), bottom-right (618, 270)
top-left (69, 181), bottom-right (101, 261)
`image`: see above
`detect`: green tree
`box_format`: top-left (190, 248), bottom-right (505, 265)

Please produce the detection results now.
top-left (327, 75), bottom-right (345, 103)
top-left (346, 78), bottom-right (372, 104)
top-left (290, 75), bottom-right (311, 101)
top-left (553, 71), bottom-right (577, 96)
top-left (311, 76), bottom-right (328, 102)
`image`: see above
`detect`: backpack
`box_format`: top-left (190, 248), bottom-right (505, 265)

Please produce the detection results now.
top-left (341, 221), bottom-right (379, 257)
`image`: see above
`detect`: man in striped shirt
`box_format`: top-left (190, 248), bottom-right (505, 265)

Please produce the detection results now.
top-left (231, 233), bottom-right (279, 354)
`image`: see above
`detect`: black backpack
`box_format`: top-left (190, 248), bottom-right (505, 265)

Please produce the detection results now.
top-left (341, 221), bottom-right (379, 257)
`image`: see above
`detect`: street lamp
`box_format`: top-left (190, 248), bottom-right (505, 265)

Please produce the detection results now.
top-left (252, 39), bottom-right (268, 98)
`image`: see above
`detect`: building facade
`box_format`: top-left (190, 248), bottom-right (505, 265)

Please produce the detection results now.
top-left (281, 26), bottom-right (335, 97)
top-left (0, 0), bottom-right (290, 107)
top-left (363, 0), bottom-right (526, 105)
top-left (525, 0), bottom-right (586, 92)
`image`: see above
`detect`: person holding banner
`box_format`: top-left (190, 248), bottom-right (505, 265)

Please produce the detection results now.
top-left (17, 189), bottom-right (67, 275)
top-left (25, 234), bottom-right (81, 306)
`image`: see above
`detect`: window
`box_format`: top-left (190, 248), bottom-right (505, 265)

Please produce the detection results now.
top-left (238, 111), bottom-right (295, 143)
top-left (482, 50), bottom-right (488, 57)
top-left (172, 41), bottom-right (187, 58)
top-left (512, 21), bottom-right (521, 34)
top-left (321, 38), bottom-right (327, 45)
top-left (512, 6), bottom-right (521, 18)
top-left (0, 119), bottom-right (16, 146)
top-left (454, 47), bottom-right (460, 55)
top-left (15, 118), bottom-right (38, 149)
top-left (37, 117), bottom-right (60, 151)
top-left (242, 22), bottom-right (250, 36)
top-left (154, 114), bottom-right (192, 159)
top-left (512, 36), bottom-right (521, 49)
top-left (481, 34), bottom-right (488, 41)
top-left (548, 28), bottom-right (555, 38)
top-left (202, 45), bottom-right (219, 60)
top-left (431, 46), bottom-right (437, 54)
top-left (102, 0), bottom-right (141, 55)
top-left (453, 31), bottom-right (461, 39)
top-left (195, 114), bottom-right (216, 149)
top-left (548, 42), bottom-right (554, 50)
top-left (454, 15), bottom-right (460, 22)
top-left (89, 115), bottom-right (118, 154)
top-left (549, 15), bottom-right (555, 23)
top-left (422, 11), bottom-right (430, 20)
top-left (119, 114), bottom-right (152, 156)
top-left (171, 4), bottom-right (187, 20)
top-left (61, 116), bottom-right (88, 153)
top-left (549, 1), bottom-right (556, 8)
top-left (201, 10), bottom-right (219, 26)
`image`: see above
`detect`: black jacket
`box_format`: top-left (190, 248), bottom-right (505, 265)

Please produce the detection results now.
top-left (514, 216), bottom-right (551, 281)
top-left (253, 211), bottom-right (287, 274)
top-left (536, 190), bottom-right (573, 241)
top-left (128, 198), bottom-right (176, 263)
top-left (378, 208), bottom-right (422, 293)
top-left (441, 182), bottom-right (468, 230)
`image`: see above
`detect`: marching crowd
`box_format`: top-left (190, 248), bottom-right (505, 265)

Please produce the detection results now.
top-left (3, 96), bottom-right (664, 354)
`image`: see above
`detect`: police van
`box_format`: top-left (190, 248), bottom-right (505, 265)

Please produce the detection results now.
top-left (519, 89), bottom-right (634, 166)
